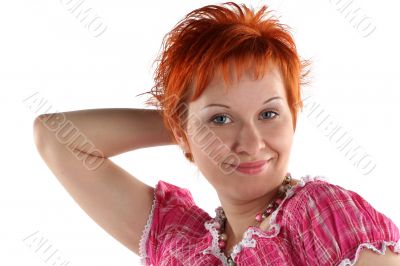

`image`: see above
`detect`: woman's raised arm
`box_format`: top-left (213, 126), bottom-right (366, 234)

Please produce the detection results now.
top-left (34, 108), bottom-right (174, 158)
top-left (33, 108), bottom-right (174, 255)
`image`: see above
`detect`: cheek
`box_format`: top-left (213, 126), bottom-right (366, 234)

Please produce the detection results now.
top-left (187, 135), bottom-right (224, 166)
top-left (260, 120), bottom-right (294, 152)
top-left (271, 128), bottom-right (293, 155)
top-left (192, 152), bottom-right (227, 186)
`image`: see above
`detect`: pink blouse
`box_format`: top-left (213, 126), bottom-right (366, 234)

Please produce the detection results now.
top-left (139, 175), bottom-right (400, 265)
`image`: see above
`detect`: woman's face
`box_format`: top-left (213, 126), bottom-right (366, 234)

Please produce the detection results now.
top-left (179, 63), bottom-right (294, 202)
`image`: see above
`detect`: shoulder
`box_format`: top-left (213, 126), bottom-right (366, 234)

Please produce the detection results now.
top-left (288, 175), bottom-right (400, 239)
top-left (155, 180), bottom-right (196, 208)
top-left (291, 177), bottom-right (397, 229)
top-left (140, 180), bottom-right (211, 265)
top-left (281, 175), bottom-right (347, 220)
top-left (152, 180), bottom-right (210, 229)
top-left (284, 175), bottom-right (400, 265)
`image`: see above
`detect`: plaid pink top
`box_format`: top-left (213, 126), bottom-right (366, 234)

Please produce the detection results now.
top-left (139, 175), bottom-right (400, 265)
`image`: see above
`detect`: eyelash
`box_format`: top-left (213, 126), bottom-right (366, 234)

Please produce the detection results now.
top-left (209, 110), bottom-right (279, 125)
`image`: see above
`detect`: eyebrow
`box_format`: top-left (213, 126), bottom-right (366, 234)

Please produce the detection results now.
top-left (200, 96), bottom-right (283, 110)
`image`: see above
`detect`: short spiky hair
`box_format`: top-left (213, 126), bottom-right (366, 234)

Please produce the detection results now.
top-left (140, 2), bottom-right (310, 162)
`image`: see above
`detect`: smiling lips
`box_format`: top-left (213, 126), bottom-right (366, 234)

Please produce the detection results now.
top-left (237, 160), bottom-right (268, 168)
top-left (226, 160), bottom-right (269, 175)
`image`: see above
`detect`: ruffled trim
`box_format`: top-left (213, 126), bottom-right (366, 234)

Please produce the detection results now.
top-left (229, 228), bottom-right (266, 261)
top-left (338, 239), bottom-right (400, 266)
top-left (139, 185), bottom-right (157, 266)
top-left (202, 221), bottom-right (229, 265)
top-left (202, 174), bottom-right (328, 265)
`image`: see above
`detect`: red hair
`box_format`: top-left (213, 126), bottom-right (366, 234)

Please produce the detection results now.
top-left (139, 2), bottom-right (310, 162)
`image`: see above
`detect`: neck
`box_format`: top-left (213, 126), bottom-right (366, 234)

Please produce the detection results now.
top-left (218, 185), bottom-right (280, 247)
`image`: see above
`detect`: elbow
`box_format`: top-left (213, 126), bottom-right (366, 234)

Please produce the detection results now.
top-left (33, 114), bottom-right (54, 152)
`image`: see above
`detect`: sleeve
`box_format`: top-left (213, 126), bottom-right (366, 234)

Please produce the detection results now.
top-left (288, 182), bottom-right (400, 266)
top-left (139, 180), bottom-right (196, 266)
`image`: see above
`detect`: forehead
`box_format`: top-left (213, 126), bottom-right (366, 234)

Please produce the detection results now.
top-left (191, 63), bottom-right (285, 107)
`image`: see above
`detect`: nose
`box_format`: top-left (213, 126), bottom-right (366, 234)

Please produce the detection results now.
top-left (233, 122), bottom-right (266, 157)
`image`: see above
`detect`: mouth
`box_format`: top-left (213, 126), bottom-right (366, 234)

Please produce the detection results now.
top-left (225, 159), bottom-right (269, 168)
top-left (237, 160), bottom-right (269, 168)
top-left (223, 159), bottom-right (270, 175)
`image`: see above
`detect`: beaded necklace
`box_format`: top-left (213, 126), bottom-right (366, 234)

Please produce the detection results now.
top-left (214, 173), bottom-right (293, 266)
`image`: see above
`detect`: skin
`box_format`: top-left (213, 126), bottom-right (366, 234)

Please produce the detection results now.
top-left (172, 63), bottom-right (400, 264)
top-left (173, 62), bottom-right (299, 254)
top-left (355, 249), bottom-right (400, 265)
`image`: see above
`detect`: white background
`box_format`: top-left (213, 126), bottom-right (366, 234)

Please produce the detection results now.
top-left (1, 0), bottom-right (399, 265)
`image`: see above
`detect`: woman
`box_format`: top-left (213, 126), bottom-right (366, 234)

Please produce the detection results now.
top-left (33, 2), bottom-right (400, 265)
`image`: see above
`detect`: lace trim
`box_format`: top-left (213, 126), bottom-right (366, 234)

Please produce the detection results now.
top-left (139, 185), bottom-right (158, 266)
top-left (202, 221), bottom-right (229, 265)
top-left (338, 239), bottom-right (400, 266)
top-left (201, 174), bottom-right (328, 264)
top-left (229, 228), bottom-right (262, 260)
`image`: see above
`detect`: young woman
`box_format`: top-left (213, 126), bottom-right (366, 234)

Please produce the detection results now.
top-left (33, 2), bottom-right (400, 265)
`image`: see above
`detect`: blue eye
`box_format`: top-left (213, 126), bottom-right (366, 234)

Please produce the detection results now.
top-left (261, 111), bottom-right (278, 120)
top-left (210, 111), bottom-right (278, 125)
top-left (211, 114), bottom-right (232, 125)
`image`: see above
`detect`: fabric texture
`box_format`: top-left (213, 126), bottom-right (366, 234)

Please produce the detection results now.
top-left (139, 175), bottom-right (400, 265)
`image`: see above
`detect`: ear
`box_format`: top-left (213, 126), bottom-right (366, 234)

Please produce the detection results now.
top-left (171, 126), bottom-right (190, 154)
